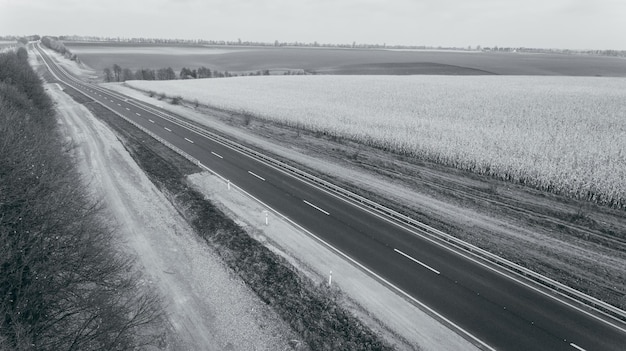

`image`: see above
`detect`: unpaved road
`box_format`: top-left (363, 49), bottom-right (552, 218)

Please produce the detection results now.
top-left (42, 48), bottom-right (624, 350)
top-left (49, 83), bottom-right (301, 351)
top-left (38, 47), bottom-right (479, 351)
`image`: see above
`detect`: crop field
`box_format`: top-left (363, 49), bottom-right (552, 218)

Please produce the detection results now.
top-left (65, 42), bottom-right (626, 76)
top-left (126, 75), bottom-right (626, 209)
top-left (0, 41), bottom-right (16, 51)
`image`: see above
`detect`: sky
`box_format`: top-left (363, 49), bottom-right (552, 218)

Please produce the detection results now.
top-left (1, 0), bottom-right (625, 50)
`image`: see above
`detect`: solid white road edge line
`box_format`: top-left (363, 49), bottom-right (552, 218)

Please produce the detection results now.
top-left (35, 46), bottom-right (489, 346)
top-left (101, 77), bottom-right (626, 331)
top-left (194, 161), bottom-right (495, 351)
top-left (38, 43), bottom-right (624, 335)
top-left (303, 200), bottom-right (330, 215)
top-left (248, 171), bottom-right (266, 181)
top-left (184, 137), bottom-right (194, 143)
top-left (34, 49), bottom-right (496, 348)
top-left (35, 47), bottom-right (580, 349)
top-left (211, 151), bottom-right (223, 159)
top-left (253, 148), bottom-right (626, 334)
top-left (394, 249), bottom-right (441, 275)
top-left (570, 343), bottom-right (586, 351)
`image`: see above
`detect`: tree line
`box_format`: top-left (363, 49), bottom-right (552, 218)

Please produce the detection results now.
top-left (103, 64), bottom-right (292, 82)
top-left (51, 34), bottom-right (626, 58)
top-left (1, 47), bottom-right (162, 350)
top-left (40, 36), bottom-right (80, 63)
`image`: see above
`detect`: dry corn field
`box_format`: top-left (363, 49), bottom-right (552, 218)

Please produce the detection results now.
top-left (126, 75), bottom-right (626, 209)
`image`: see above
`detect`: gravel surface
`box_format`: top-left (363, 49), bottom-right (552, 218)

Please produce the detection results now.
top-left (48, 83), bottom-right (302, 351)
top-left (187, 172), bottom-right (479, 351)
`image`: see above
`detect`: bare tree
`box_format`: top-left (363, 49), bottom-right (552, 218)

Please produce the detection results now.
top-left (122, 68), bottom-right (134, 82)
top-left (1, 50), bottom-right (164, 350)
top-left (197, 66), bottom-right (212, 78)
top-left (164, 67), bottom-right (176, 80)
top-left (103, 67), bottom-right (113, 82)
top-left (156, 68), bottom-right (168, 80)
top-left (112, 64), bottom-right (122, 82)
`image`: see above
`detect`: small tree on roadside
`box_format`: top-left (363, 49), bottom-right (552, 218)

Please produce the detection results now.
top-left (180, 67), bottom-right (194, 79)
top-left (122, 68), bottom-right (134, 81)
top-left (156, 68), bottom-right (168, 80)
top-left (164, 67), bottom-right (176, 80)
top-left (170, 95), bottom-right (182, 104)
top-left (141, 68), bottom-right (156, 80)
top-left (112, 64), bottom-right (122, 82)
top-left (197, 66), bottom-right (212, 78)
top-left (16, 47), bottom-right (28, 61)
top-left (134, 69), bottom-right (144, 80)
top-left (103, 67), bottom-right (113, 82)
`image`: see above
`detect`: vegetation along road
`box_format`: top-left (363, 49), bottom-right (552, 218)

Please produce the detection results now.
top-left (34, 42), bottom-right (626, 351)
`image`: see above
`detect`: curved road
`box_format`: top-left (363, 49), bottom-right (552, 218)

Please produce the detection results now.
top-left (34, 43), bottom-right (626, 351)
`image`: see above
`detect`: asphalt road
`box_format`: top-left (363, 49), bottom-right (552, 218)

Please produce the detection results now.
top-left (34, 43), bottom-right (626, 351)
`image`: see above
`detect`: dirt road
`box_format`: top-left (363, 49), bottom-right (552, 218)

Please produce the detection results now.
top-left (49, 83), bottom-right (301, 351)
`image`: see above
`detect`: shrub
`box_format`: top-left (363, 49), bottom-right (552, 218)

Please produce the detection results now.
top-left (170, 95), bottom-right (182, 105)
top-left (0, 49), bottom-right (161, 350)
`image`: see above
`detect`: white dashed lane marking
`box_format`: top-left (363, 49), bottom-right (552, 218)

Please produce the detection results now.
top-left (248, 171), bottom-right (265, 181)
top-left (394, 249), bottom-right (440, 275)
top-left (303, 200), bottom-right (329, 215)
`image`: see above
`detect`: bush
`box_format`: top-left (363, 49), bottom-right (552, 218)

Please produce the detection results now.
top-left (170, 95), bottom-right (182, 105)
top-left (40, 36), bottom-right (80, 63)
top-left (0, 49), bottom-right (161, 350)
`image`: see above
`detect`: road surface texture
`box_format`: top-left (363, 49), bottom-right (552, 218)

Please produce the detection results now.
top-left (34, 42), bottom-right (626, 351)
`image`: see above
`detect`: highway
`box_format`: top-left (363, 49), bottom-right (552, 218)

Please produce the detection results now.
top-left (34, 42), bottom-right (626, 351)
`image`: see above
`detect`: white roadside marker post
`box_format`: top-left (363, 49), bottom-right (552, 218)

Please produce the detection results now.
top-left (227, 179), bottom-right (231, 190)
top-left (328, 270), bottom-right (332, 286)
top-left (264, 210), bottom-right (269, 225)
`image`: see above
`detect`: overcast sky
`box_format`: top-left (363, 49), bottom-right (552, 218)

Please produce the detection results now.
top-left (1, 0), bottom-right (624, 49)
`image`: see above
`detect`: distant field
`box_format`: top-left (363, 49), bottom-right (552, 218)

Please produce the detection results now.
top-left (0, 41), bottom-right (16, 51)
top-left (65, 42), bottom-right (626, 76)
top-left (125, 75), bottom-right (626, 208)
